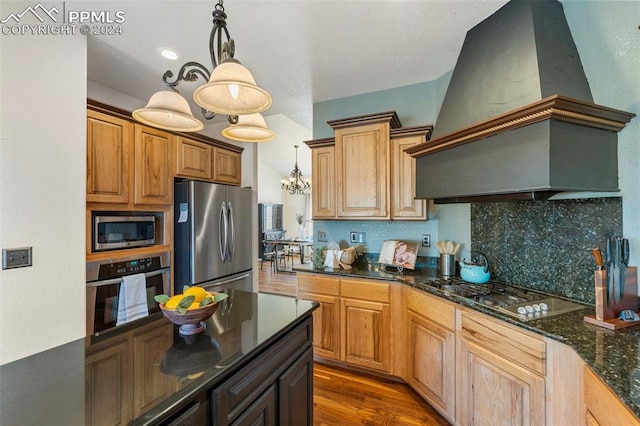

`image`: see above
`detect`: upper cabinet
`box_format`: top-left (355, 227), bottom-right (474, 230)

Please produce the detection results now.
top-left (390, 126), bottom-right (432, 220)
top-left (307, 138), bottom-right (336, 219)
top-left (306, 111), bottom-right (431, 221)
top-left (134, 124), bottom-right (174, 206)
top-left (86, 110), bottom-right (134, 204)
top-left (87, 101), bottom-right (244, 209)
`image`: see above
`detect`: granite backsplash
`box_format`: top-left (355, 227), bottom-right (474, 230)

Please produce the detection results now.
top-left (471, 197), bottom-right (623, 304)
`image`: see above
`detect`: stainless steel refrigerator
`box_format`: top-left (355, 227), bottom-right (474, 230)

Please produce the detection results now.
top-left (174, 179), bottom-right (254, 294)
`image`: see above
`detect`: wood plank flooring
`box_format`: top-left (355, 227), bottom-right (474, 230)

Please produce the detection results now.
top-left (257, 264), bottom-right (451, 426)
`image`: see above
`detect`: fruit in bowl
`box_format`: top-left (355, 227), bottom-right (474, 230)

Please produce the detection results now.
top-left (155, 286), bottom-right (228, 335)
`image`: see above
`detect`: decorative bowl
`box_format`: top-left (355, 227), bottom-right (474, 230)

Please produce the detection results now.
top-left (159, 302), bottom-right (219, 335)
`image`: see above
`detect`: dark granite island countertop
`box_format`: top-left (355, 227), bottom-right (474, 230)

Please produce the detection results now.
top-left (0, 291), bottom-right (317, 426)
top-left (294, 263), bottom-right (640, 420)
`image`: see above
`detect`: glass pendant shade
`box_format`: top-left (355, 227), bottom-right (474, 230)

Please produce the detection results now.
top-left (193, 61), bottom-right (272, 116)
top-left (222, 113), bottom-right (276, 142)
top-left (133, 91), bottom-right (204, 132)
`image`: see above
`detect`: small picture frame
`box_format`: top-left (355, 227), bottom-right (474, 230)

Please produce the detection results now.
top-left (378, 240), bottom-right (418, 270)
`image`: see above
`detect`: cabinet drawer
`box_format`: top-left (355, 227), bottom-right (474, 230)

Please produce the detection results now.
top-left (340, 279), bottom-right (390, 303)
top-left (297, 273), bottom-right (340, 296)
top-left (460, 311), bottom-right (546, 375)
top-left (406, 287), bottom-right (455, 331)
top-left (213, 319), bottom-right (311, 424)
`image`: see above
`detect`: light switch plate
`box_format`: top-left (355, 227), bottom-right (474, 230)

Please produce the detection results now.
top-left (2, 247), bottom-right (33, 270)
top-left (318, 231), bottom-right (328, 242)
top-left (350, 232), bottom-right (357, 243)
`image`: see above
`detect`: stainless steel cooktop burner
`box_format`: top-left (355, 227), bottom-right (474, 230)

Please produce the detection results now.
top-left (421, 277), bottom-right (587, 321)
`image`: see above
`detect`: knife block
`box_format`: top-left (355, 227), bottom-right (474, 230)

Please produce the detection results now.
top-left (584, 266), bottom-right (638, 330)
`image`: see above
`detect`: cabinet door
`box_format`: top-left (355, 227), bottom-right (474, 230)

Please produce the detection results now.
top-left (457, 338), bottom-right (545, 426)
top-left (298, 291), bottom-right (340, 360)
top-left (391, 135), bottom-right (426, 220)
top-left (132, 322), bottom-right (174, 417)
top-left (341, 297), bottom-right (391, 372)
top-left (212, 147), bottom-right (241, 185)
top-left (85, 339), bottom-right (132, 426)
top-left (175, 137), bottom-right (212, 180)
top-left (335, 122), bottom-right (389, 218)
top-left (166, 395), bottom-right (209, 426)
top-left (134, 124), bottom-right (173, 206)
top-left (230, 385), bottom-right (277, 426)
top-left (408, 312), bottom-right (455, 422)
top-left (86, 110), bottom-right (133, 204)
top-left (278, 348), bottom-right (313, 426)
top-left (311, 146), bottom-right (336, 218)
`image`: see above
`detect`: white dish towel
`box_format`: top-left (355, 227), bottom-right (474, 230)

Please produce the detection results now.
top-left (116, 273), bottom-right (149, 326)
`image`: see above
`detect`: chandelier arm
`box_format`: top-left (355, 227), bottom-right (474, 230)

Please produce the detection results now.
top-left (201, 108), bottom-right (217, 121)
top-left (162, 62), bottom-right (211, 88)
top-left (227, 115), bottom-right (239, 125)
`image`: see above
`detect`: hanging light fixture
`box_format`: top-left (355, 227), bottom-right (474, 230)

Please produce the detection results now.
top-left (281, 145), bottom-right (311, 195)
top-left (133, 0), bottom-right (275, 142)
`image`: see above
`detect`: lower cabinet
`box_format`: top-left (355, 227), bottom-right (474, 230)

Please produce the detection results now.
top-left (457, 311), bottom-right (546, 426)
top-left (211, 319), bottom-right (313, 426)
top-left (297, 273), bottom-right (394, 374)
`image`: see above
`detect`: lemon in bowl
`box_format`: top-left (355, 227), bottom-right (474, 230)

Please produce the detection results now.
top-left (155, 286), bottom-right (228, 335)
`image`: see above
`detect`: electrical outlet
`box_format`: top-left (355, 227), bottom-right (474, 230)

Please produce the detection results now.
top-left (358, 232), bottom-right (366, 244)
top-left (318, 231), bottom-right (328, 242)
top-left (2, 247), bottom-right (32, 270)
top-left (421, 234), bottom-right (431, 247)
top-left (350, 232), bottom-right (357, 243)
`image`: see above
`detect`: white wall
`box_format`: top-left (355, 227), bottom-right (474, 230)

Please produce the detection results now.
top-left (0, 34), bottom-right (87, 365)
top-left (257, 160), bottom-right (284, 204)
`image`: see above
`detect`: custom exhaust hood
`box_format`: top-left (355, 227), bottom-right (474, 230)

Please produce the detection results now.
top-left (407, 0), bottom-right (635, 204)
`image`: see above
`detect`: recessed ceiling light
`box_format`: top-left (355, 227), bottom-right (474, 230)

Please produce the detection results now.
top-left (156, 47), bottom-right (181, 61)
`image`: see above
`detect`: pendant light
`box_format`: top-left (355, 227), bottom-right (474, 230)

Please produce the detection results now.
top-left (133, 0), bottom-right (274, 142)
top-left (281, 145), bottom-right (311, 195)
top-left (222, 113), bottom-right (275, 142)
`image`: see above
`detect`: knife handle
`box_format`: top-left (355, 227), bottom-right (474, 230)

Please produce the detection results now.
top-left (592, 247), bottom-right (603, 270)
top-left (622, 238), bottom-right (630, 265)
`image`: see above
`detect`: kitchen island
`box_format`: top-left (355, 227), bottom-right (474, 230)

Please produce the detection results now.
top-left (0, 291), bottom-right (317, 426)
top-left (295, 261), bottom-right (640, 424)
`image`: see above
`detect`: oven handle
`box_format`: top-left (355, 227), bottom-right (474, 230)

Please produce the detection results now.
top-left (86, 266), bottom-right (171, 287)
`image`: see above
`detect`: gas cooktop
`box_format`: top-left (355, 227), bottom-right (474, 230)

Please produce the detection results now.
top-left (421, 277), bottom-right (587, 321)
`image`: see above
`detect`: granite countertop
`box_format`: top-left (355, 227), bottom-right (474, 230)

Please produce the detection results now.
top-left (0, 291), bottom-right (316, 426)
top-left (295, 262), bottom-right (640, 419)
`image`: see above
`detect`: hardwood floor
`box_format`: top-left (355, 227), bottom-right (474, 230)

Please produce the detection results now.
top-left (257, 265), bottom-right (451, 426)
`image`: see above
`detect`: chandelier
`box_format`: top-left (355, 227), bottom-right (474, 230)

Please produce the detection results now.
top-left (281, 145), bottom-right (311, 195)
top-left (133, 0), bottom-right (275, 142)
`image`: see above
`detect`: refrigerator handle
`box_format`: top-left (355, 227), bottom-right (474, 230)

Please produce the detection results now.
top-left (228, 202), bottom-right (236, 262)
top-left (219, 201), bottom-right (228, 262)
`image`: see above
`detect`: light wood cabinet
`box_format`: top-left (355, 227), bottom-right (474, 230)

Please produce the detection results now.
top-left (390, 126), bottom-right (432, 220)
top-left (298, 273), bottom-right (341, 360)
top-left (405, 287), bottom-right (455, 422)
top-left (134, 124), bottom-right (174, 206)
top-left (212, 146), bottom-right (242, 185)
top-left (307, 112), bottom-right (432, 220)
top-left (86, 110), bottom-right (134, 204)
top-left (457, 311), bottom-right (546, 426)
top-left (584, 365), bottom-right (640, 426)
top-left (307, 139), bottom-right (336, 219)
top-left (297, 274), bottom-right (394, 374)
top-left (175, 136), bottom-right (212, 180)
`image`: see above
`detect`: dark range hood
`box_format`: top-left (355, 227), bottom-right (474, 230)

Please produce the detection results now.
top-left (407, 0), bottom-right (634, 203)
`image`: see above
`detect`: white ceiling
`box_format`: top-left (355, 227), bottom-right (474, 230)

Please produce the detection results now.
top-left (87, 0), bottom-right (508, 178)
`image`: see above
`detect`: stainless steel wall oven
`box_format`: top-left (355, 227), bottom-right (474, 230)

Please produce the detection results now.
top-left (86, 250), bottom-right (170, 337)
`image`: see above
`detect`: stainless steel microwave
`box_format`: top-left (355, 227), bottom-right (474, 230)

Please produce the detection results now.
top-left (93, 215), bottom-right (155, 251)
